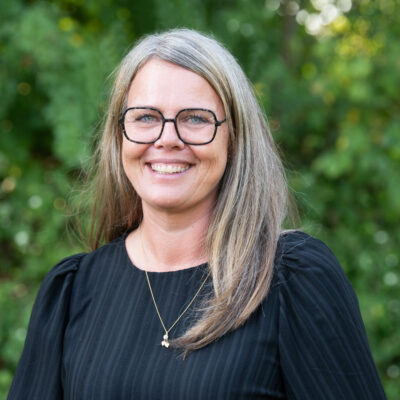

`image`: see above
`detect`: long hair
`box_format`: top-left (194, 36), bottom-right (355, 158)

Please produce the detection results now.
top-left (84, 28), bottom-right (291, 352)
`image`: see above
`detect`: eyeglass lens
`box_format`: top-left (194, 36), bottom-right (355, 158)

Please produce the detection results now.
top-left (122, 108), bottom-right (217, 144)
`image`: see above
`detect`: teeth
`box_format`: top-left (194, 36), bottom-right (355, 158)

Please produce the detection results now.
top-left (150, 163), bottom-right (190, 174)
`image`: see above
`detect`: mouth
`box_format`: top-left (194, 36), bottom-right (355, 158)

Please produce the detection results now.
top-left (149, 163), bottom-right (191, 175)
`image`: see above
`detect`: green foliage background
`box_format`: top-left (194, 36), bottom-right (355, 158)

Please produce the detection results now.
top-left (1, 0), bottom-right (399, 397)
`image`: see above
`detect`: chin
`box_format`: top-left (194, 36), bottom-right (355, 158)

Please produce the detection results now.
top-left (143, 196), bottom-right (189, 212)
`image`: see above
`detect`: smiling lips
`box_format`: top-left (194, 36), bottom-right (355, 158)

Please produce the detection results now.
top-left (150, 163), bottom-right (191, 174)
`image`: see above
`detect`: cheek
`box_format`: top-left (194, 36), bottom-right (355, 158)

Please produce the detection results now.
top-left (121, 144), bottom-right (147, 187)
top-left (121, 147), bottom-right (132, 175)
top-left (122, 141), bottom-right (146, 167)
top-left (213, 133), bottom-right (229, 172)
top-left (196, 146), bottom-right (228, 183)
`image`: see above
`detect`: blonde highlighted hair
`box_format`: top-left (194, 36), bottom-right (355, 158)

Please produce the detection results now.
top-left (86, 28), bottom-right (291, 352)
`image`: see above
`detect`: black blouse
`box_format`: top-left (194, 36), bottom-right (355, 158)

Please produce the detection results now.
top-left (8, 231), bottom-right (387, 399)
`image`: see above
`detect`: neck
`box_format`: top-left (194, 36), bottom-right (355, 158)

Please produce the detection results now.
top-left (126, 203), bottom-right (213, 272)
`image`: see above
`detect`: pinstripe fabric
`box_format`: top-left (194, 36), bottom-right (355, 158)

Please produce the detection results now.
top-left (8, 231), bottom-right (387, 399)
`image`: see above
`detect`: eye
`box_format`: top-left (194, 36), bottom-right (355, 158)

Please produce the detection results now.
top-left (125, 109), bottom-right (161, 124)
top-left (179, 110), bottom-right (214, 126)
top-left (135, 113), bottom-right (159, 123)
top-left (186, 115), bottom-right (208, 124)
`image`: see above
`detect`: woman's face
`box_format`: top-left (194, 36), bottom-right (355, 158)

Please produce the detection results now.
top-left (122, 59), bottom-right (229, 216)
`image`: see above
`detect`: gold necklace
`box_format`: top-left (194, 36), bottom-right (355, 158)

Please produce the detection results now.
top-left (138, 227), bottom-right (210, 348)
top-left (145, 270), bottom-right (210, 348)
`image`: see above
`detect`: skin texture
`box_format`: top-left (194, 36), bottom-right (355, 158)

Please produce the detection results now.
top-left (123, 59), bottom-right (229, 271)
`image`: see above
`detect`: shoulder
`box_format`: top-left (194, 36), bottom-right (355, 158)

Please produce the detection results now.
top-left (38, 253), bottom-right (86, 294)
top-left (274, 230), bottom-right (349, 287)
top-left (273, 230), bottom-right (362, 326)
top-left (275, 230), bottom-right (338, 267)
top-left (75, 234), bottom-right (128, 279)
top-left (39, 234), bottom-right (127, 300)
top-left (273, 230), bottom-right (361, 313)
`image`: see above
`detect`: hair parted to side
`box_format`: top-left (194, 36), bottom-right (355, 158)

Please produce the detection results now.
top-left (86, 28), bottom-right (292, 352)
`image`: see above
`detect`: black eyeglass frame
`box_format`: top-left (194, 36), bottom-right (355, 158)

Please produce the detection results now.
top-left (119, 107), bottom-right (227, 145)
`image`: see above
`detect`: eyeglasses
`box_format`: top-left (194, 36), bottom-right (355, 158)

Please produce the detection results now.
top-left (119, 107), bottom-right (226, 145)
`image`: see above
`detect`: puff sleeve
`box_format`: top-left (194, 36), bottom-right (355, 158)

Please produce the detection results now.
top-left (8, 254), bottom-right (85, 400)
top-left (277, 232), bottom-right (387, 399)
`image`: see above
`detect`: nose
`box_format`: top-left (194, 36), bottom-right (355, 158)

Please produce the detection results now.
top-left (154, 120), bottom-right (185, 150)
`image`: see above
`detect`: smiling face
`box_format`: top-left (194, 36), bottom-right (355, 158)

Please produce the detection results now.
top-left (122, 58), bottom-right (229, 216)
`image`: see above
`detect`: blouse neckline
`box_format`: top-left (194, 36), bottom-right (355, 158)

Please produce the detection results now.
top-left (120, 232), bottom-right (208, 276)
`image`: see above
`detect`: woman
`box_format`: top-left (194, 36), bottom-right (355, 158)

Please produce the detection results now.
top-left (8, 29), bottom-right (386, 399)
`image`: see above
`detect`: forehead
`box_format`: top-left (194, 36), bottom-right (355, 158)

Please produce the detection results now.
top-left (126, 59), bottom-right (223, 112)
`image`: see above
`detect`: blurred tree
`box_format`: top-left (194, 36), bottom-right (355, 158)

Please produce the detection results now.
top-left (1, 0), bottom-right (399, 396)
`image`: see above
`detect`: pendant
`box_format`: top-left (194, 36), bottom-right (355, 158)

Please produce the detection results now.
top-left (161, 333), bottom-right (170, 348)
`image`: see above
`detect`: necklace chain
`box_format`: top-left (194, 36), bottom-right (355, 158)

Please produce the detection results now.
top-left (145, 269), bottom-right (210, 348)
top-left (139, 227), bottom-right (210, 348)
